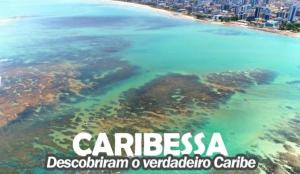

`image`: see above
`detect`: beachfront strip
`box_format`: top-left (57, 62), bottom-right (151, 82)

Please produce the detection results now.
top-left (117, 0), bottom-right (300, 32)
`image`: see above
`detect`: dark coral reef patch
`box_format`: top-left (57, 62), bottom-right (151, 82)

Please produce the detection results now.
top-left (245, 114), bottom-right (300, 174)
top-left (117, 69), bottom-right (276, 118)
top-left (48, 69), bottom-right (277, 142)
top-left (0, 68), bottom-right (276, 173)
top-left (0, 63), bottom-right (80, 126)
top-left (206, 69), bottom-right (275, 89)
top-left (0, 58), bottom-right (137, 127)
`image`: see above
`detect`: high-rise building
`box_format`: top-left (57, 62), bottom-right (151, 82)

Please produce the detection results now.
top-left (297, 10), bottom-right (300, 17)
top-left (263, 8), bottom-right (271, 20)
top-left (288, 5), bottom-right (297, 22)
top-left (255, 7), bottom-right (261, 18)
top-left (241, 0), bottom-right (247, 5)
top-left (221, 4), bottom-right (230, 11)
top-left (276, 11), bottom-right (285, 18)
top-left (250, 0), bottom-right (258, 7)
top-left (234, 6), bottom-right (240, 15)
top-left (263, 0), bottom-right (270, 5)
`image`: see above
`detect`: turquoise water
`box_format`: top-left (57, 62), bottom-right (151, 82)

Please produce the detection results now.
top-left (1, 0), bottom-right (300, 173)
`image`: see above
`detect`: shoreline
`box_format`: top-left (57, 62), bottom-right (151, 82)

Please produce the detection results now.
top-left (106, 0), bottom-right (300, 38)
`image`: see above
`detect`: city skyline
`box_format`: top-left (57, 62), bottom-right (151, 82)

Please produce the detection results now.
top-left (127, 0), bottom-right (300, 31)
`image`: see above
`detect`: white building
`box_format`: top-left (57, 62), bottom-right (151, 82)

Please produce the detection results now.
top-left (288, 5), bottom-right (297, 22)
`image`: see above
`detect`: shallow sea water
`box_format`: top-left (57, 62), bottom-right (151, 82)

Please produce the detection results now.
top-left (1, 0), bottom-right (300, 173)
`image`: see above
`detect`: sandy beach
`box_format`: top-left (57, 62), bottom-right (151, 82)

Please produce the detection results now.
top-left (106, 0), bottom-right (300, 38)
top-left (102, 0), bottom-right (196, 21)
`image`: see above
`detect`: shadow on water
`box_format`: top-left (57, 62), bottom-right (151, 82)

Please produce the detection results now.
top-left (199, 28), bottom-right (250, 36)
top-left (38, 15), bottom-right (189, 30)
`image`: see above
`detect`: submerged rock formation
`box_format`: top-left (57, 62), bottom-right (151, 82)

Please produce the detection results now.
top-left (0, 58), bottom-right (137, 127)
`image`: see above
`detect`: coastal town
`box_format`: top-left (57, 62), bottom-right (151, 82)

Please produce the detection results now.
top-left (116, 0), bottom-right (300, 33)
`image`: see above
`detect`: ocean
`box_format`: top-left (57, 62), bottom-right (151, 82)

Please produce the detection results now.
top-left (0, 0), bottom-right (300, 173)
